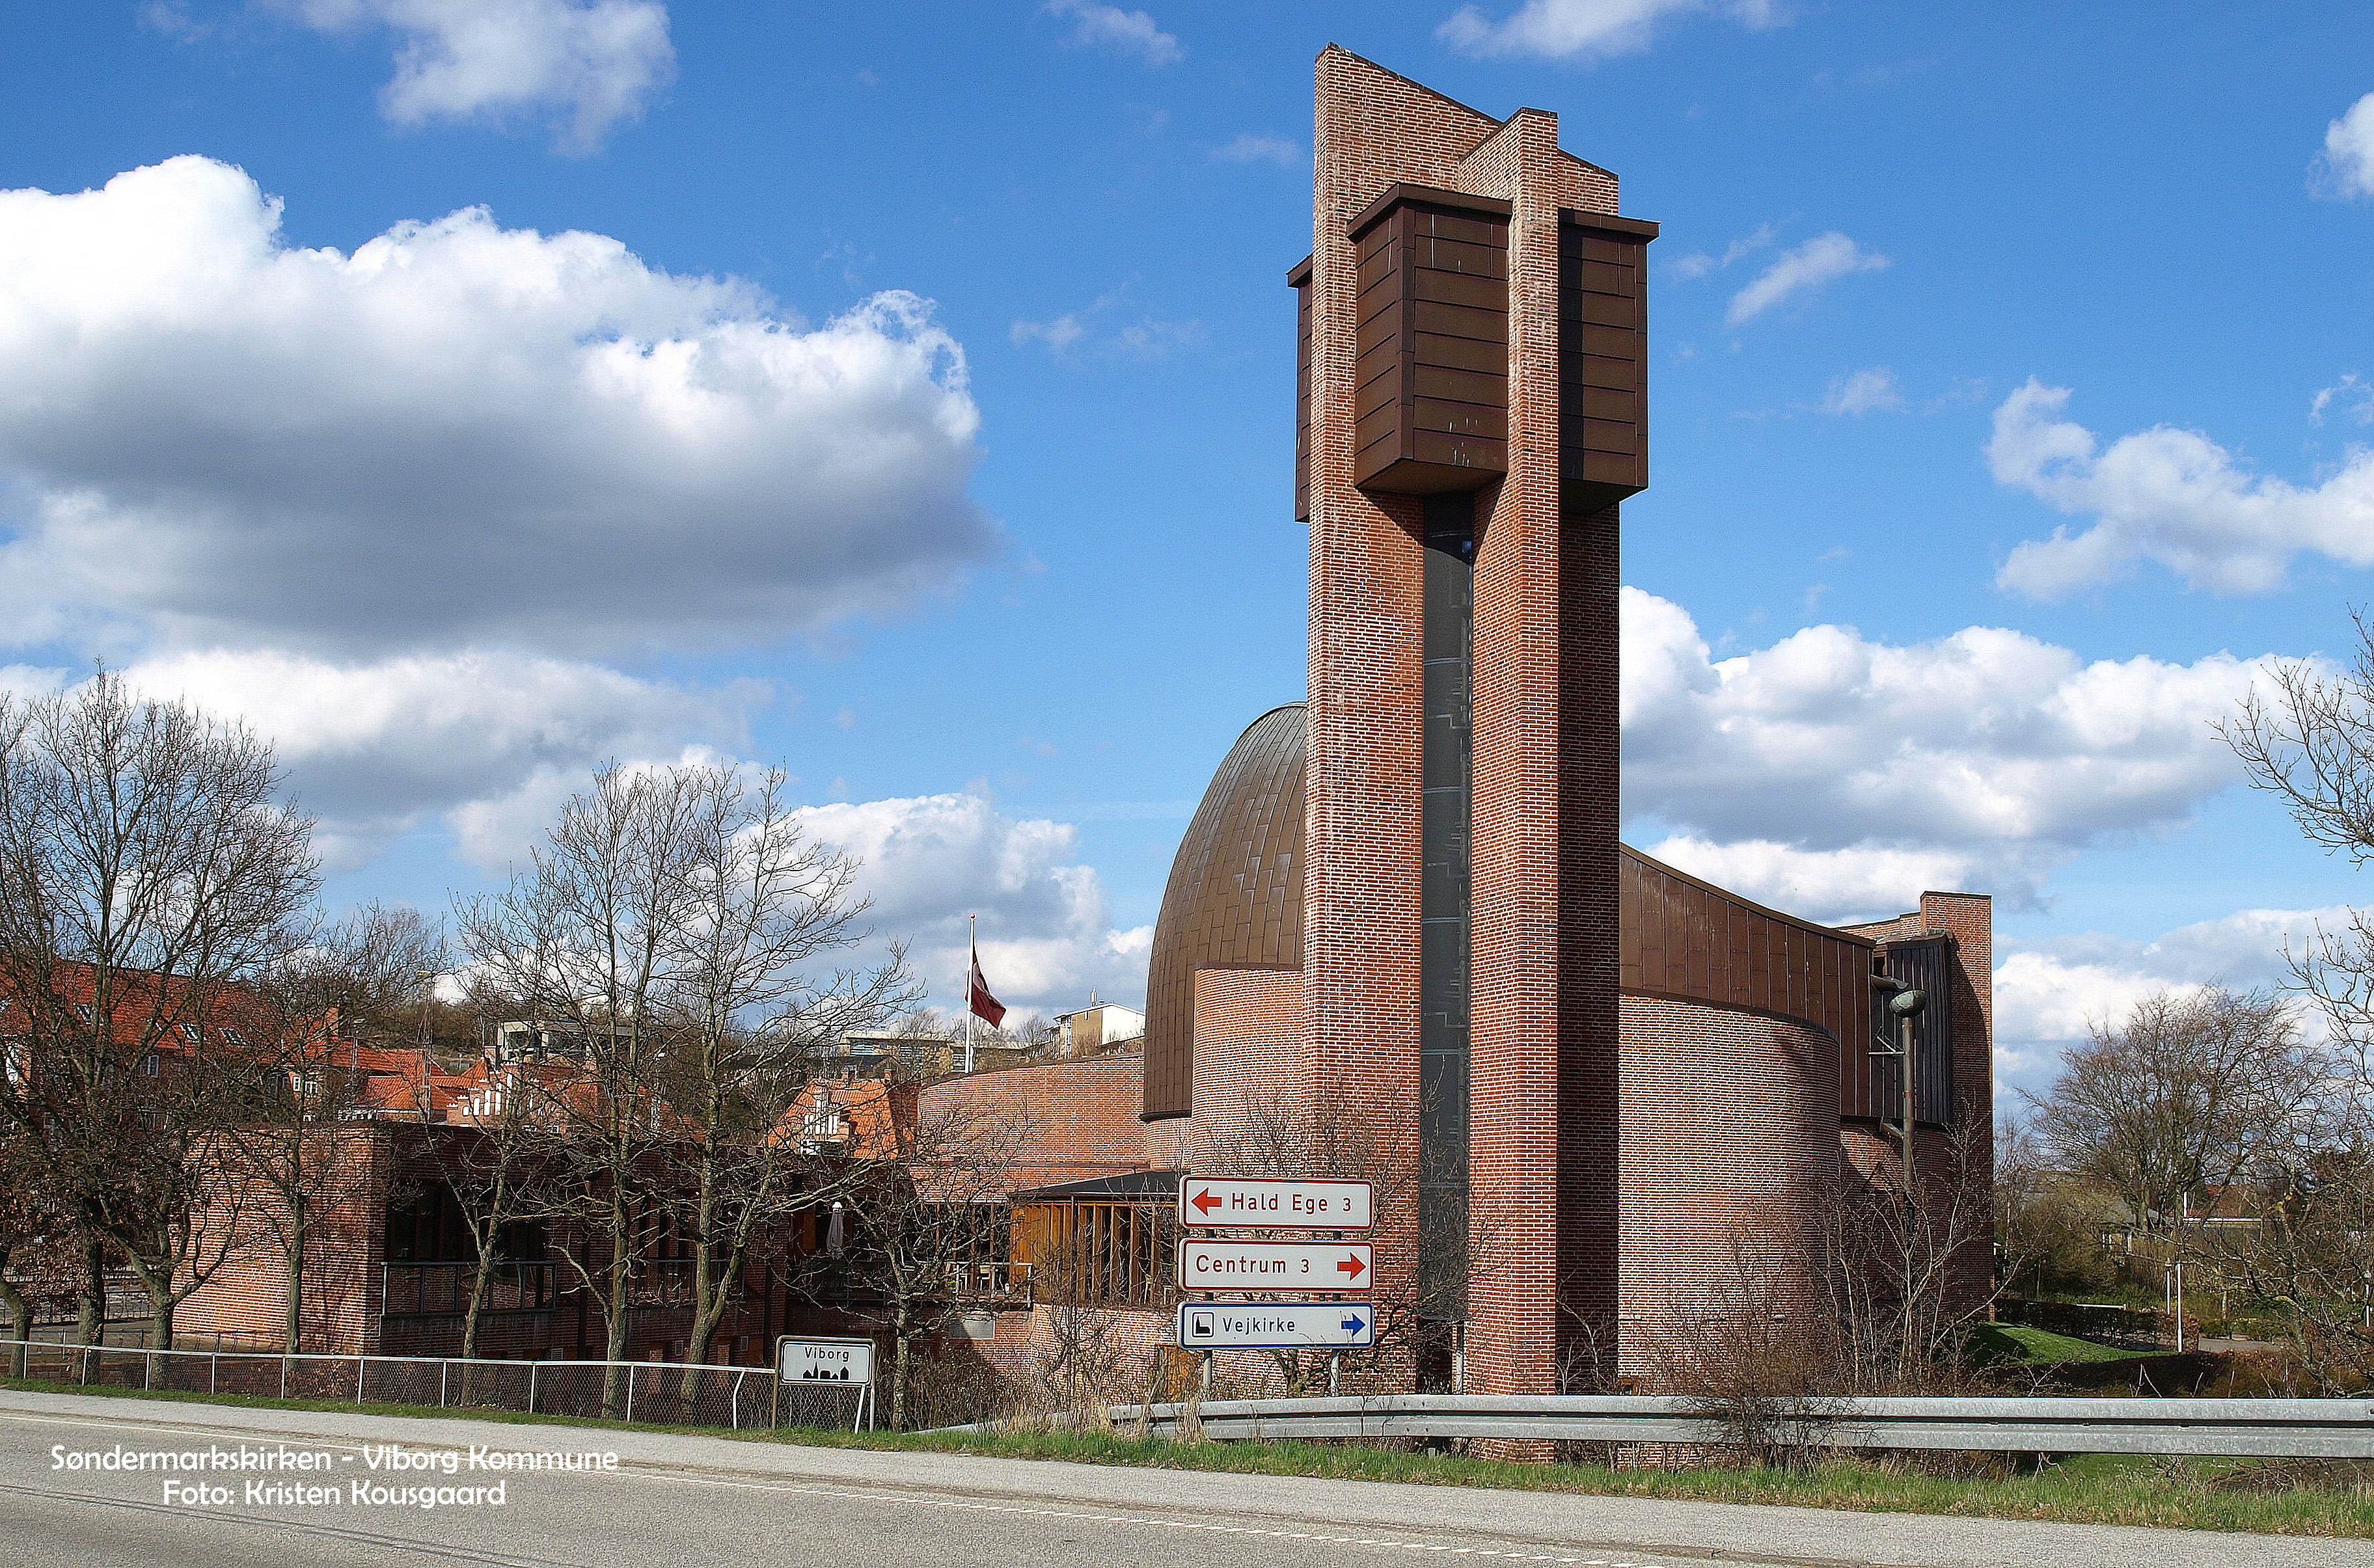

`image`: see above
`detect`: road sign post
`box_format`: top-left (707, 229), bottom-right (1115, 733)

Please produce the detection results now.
top-left (1177, 1239), bottom-right (1373, 1292)
top-left (1177, 1301), bottom-right (1376, 1350)
top-left (776, 1335), bottom-right (877, 1431)
top-left (1179, 1177), bottom-right (1373, 1230)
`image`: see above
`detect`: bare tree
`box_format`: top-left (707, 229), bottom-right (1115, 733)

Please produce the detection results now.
top-left (1645, 1125), bottom-right (2004, 1463)
top-left (830, 1100), bottom-right (1026, 1429)
top-left (644, 764), bottom-right (913, 1390)
top-left (2224, 617), bottom-right (2374, 861)
top-left (457, 760), bottom-right (911, 1413)
top-left (456, 762), bottom-right (703, 1413)
top-left (444, 1083), bottom-right (549, 1368)
top-left (2192, 1141), bottom-right (2374, 1394)
top-left (2023, 988), bottom-right (2332, 1237)
top-left (0, 675), bottom-right (318, 1358)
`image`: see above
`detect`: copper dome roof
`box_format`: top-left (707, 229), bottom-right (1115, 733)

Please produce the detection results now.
top-left (1141, 703), bottom-right (1304, 1121)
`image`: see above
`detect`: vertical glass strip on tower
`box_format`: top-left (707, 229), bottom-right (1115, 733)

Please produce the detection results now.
top-left (1419, 492), bottom-right (1474, 1321)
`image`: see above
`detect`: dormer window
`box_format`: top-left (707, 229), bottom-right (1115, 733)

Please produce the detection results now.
top-left (221, 1027), bottom-right (247, 1048)
top-left (73, 1003), bottom-right (94, 1023)
top-left (177, 1022), bottom-right (202, 1044)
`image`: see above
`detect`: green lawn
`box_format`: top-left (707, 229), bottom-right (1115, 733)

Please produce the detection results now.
top-left (7, 1375), bottom-right (2367, 1538)
top-left (1970, 1321), bottom-right (2159, 1364)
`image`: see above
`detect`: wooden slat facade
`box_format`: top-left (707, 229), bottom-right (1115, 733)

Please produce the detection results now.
top-left (1558, 211), bottom-right (1656, 511)
top-left (1347, 185), bottom-right (1511, 496)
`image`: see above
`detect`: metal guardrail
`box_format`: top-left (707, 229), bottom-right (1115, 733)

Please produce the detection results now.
top-left (3, 1342), bottom-right (787, 1430)
top-left (1111, 1394), bottom-right (2374, 1459)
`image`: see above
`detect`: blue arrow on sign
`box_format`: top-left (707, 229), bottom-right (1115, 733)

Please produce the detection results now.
top-left (1342, 1312), bottom-right (1364, 1335)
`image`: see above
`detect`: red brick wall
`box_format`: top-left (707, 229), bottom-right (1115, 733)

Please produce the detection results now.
top-left (1184, 967), bottom-right (1303, 1162)
top-left (921, 1054), bottom-right (1153, 1189)
top-left (1617, 997), bottom-right (1840, 1375)
top-left (176, 1124), bottom-right (390, 1353)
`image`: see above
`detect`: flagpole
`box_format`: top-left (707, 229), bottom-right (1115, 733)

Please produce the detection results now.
top-left (965, 913), bottom-right (977, 1075)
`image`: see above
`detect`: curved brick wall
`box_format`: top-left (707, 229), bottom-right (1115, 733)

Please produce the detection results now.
top-left (1617, 994), bottom-right (1841, 1376)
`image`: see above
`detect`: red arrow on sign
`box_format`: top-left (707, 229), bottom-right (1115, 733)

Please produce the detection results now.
top-left (1192, 1188), bottom-right (1221, 1217)
top-left (1337, 1252), bottom-right (1365, 1281)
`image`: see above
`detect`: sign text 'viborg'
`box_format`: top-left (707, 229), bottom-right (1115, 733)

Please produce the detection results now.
top-left (1178, 1301), bottom-right (1375, 1349)
top-left (777, 1336), bottom-right (873, 1386)
top-left (1179, 1176), bottom-right (1373, 1231)
top-left (1177, 1241), bottom-right (1372, 1293)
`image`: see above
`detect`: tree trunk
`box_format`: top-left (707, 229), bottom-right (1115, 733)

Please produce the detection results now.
top-left (600, 1247), bottom-right (632, 1418)
top-left (282, 1223), bottom-right (304, 1357)
top-left (146, 1290), bottom-right (173, 1375)
top-left (681, 1244), bottom-right (731, 1403)
top-left (0, 1275), bottom-right (31, 1379)
top-left (75, 1234), bottom-right (104, 1347)
top-left (460, 1260), bottom-right (490, 1362)
top-left (890, 1306), bottom-right (911, 1431)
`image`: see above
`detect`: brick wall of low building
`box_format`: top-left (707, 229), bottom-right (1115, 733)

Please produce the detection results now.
top-left (175, 1123), bottom-right (392, 1353)
top-left (920, 1053), bottom-right (1155, 1189)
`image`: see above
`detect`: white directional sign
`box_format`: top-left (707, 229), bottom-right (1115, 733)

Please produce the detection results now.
top-left (1179, 1301), bottom-right (1376, 1350)
top-left (1177, 1239), bottom-right (1373, 1293)
top-left (1179, 1176), bottom-right (1374, 1231)
top-left (778, 1336), bottom-right (874, 1386)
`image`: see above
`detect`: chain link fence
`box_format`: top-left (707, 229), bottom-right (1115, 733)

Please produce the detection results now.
top-left (5, 1342), bottom-right (814, 1431)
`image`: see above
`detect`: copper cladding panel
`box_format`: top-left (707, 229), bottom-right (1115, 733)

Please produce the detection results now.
top-left (1141, 705), bottom-right (1307, 1121)
top-left (1618, 845), bottom-right (1872, 1054)
top-left (1559, 214), bottom-right (1654, 511)
top-left (1349, 189), bottom-right (1510, 497)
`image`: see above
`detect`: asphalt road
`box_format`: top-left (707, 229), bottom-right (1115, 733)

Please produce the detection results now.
top-left (1, 1389), bottom-right (2362, 1568)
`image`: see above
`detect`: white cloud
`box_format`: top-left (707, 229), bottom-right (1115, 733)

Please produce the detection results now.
top-left (1437, 0), bottom-right (1780, 60)
top-left (2311, 372), bottom-right (2374, 427)
top-left (1725, 232), bottom-right (1889, 326)
top-left (1990, 906), bottom-right (2343, 1090)
top-left (2316, 91), bottom-right (2374, 199)
top-left (1820, 366), bottom-right (1901, 415)
top-left (277, 0), bottom-right (673, 152)
top-left (1989, 379), bottom-right (2374, 598)
top-left (1042, 0), bottom-right (1181, 66)
top-left (110, 649), bottom-right (759, 871)
top-left (795, 792), bottom-right (1151, 1010)
top-left (1011, 315), bottom-right (1087, 353)
top-left (0, 157), bottom-right (992, 660)
top-left (1210, 133), bottom-right (1304, 168)
top-left (1009, 287), bottom-right (1203, 360)
top-left (1644, 837), bottom-right (1984, 925)
top-left (1622, 588), bottom-right (2279, 923)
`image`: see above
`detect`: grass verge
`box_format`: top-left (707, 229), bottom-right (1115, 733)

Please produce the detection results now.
top-left (1970, 1322), bottom-right (2159, 1365)
top-left (5, 1375), bottom-right (2367, 1538)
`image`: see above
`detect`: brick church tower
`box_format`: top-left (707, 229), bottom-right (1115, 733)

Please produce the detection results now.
top-left (1293, 46), bottom-right (1653, 1398)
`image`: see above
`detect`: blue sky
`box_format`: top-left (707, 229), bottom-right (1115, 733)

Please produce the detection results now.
top-left (3, 1), bottom-right (2373, 1094)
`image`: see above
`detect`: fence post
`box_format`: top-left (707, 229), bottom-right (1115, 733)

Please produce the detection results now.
top-left (280, 1357), bottom-right (288, 1399)
top-left (528, 1361), bottom-right (537, 1416)
top-left (625, 1364), bottom-right (636, 1425)
top-left (731, 1369), bottom-right (744, 1430)
top-left (210, 1353), bottom-right (217, 1396)
top-left (356, 1357), bottom-right (364, 1406)
top-left (440, 1361), bottom-right (448, 1409)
